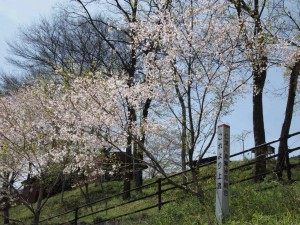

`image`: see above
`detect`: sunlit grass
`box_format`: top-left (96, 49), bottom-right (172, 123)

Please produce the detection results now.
top-left (8, 159), bottom-right (300, 225)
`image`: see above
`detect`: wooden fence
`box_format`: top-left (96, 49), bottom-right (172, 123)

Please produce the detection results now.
top-left (9, 132), bottom-right (300, 224)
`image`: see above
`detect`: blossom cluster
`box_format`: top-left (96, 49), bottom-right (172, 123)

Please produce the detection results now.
top-left (1, 0), bottom-right (299, 186)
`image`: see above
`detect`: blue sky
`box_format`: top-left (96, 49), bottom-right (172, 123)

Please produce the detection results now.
top-left (223, 67), bottom-right (300, 158)
top-left (0, 1), bottom-right (299, 157)
top-left (0, 0), bottom-right (63, 72)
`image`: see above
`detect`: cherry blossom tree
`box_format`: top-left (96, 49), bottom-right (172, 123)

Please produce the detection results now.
top-left (0, 87), bottom-right (60, 224)
top-left (52, 0), bottom-right (250, 196)
top-left (69, 0), bottom-right (152, 197)
top-left (2, 5), bottom-right (298, 219)
top-left (0, 79), bottom-right (108, 224)
top-left (267, 0), bottom-right (300, 179)
top-left (129, 0), bottom-right (250, 193)
top-left (224, 0), bottom-right (273, 181)
top-left (0, 142), bottom-right (20, 224)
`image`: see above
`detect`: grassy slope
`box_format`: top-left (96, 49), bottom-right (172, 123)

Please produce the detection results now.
top-left (8, 159), bottom-right (300, 225)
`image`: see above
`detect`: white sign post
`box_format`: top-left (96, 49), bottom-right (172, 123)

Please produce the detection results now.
top-left (215, 124), bottom-right (230, 223)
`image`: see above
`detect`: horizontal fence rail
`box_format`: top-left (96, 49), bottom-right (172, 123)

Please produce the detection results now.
top-left (13, 131), bottom-right (300, 225)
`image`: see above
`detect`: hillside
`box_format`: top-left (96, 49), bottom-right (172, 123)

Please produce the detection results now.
top-left (8, 159), bottom-right (300, 225)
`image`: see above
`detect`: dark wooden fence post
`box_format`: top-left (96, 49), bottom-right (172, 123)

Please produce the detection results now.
top-left (74, 207), bottom-right (78, 225)
top-left (157, 178), bottom-right (162, 211)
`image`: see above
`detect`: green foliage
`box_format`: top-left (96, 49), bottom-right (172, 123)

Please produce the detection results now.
top-left (145, 194), bottom-right (214, 225)
top-left (225, 180), bottom-right (300, 225)
top-left (8, 163), bottom-right (300, 225)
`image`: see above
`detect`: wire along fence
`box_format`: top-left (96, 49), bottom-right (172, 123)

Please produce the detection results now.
top-left (10, 132), bottom-right (300, 224)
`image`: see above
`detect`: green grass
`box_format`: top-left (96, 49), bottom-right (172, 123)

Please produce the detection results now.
top-left (8, 159), bottom-right (300, 225)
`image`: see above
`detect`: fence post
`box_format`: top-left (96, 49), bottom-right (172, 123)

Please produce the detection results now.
top-left (74, 207), bottom-right (78, 225)
top-left (157, 178), bottom-right (162, 210)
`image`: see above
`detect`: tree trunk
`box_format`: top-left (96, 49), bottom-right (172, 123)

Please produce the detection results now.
top-left (32, 185), bottom-right (45, 225)
top-left (32, 211), bottom-right (41, 225)
top-left (253, 67), bottom-right (267, 182)
top-left (133, 141), bottom-right (143, 194)
top-left (252, 0), bottom-right (268, 180)
top-left (229, 0), bottom-right (268, 182)
top-left (2, 194), bottom-right (10, 224)
top-left (190, 168), bottom-right (204, 198)
top-left (3, 205), bottom-right (9, 224)
top-left (174, 76), bottom-right (188, 185)
top-left (133, 99), bottom-right (151, 194)
top-left (276, 60), bottom-right (300, 179)
top-left (123, 136), bottom-right (132, 200)
top-left (79, 183), bottom-right (91, 204)
top-left (124, 38), bottom-right (136, 198)
top-left (60, 174), bottom-right (66, 203)
top-left (2, 173), bottom-right (10, 224)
